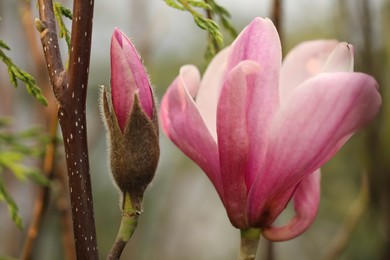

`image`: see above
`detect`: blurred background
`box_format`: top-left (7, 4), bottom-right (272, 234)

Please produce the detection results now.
top-left (0, 0), bottom-right (389, 259)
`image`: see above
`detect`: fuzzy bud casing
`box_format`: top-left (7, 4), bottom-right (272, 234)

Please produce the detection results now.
top-left (101, 86), bottom-right (159, 210)
top-left (101, 28), bottom-right (159, 210)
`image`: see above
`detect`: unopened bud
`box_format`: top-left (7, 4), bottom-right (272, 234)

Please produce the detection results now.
top-left (100, 28), bottom-right (159, 211)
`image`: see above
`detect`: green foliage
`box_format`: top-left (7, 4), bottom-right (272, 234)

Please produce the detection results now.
top-left (0, 256), bottom-right (19, 260)
top-left (0, 118), bottom-right (50, 229)
top-left (207, 0), bottom-right (237, 39)
top-left (0, 178), bottom-right (23, 229)
top-left (0, 40), bottom-right (48, 106)
top-left (54, 2), bottom-right (72, 52)
top-left (164, 0), bottom-right (236, 60)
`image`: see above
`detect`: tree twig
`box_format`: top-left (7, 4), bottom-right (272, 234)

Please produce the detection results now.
top-left (264, 239), bottom-right (274, 260)
top-left (19, 1), bottom-right (60, 258)
top-left (20, 113), bottom-right (58, 260)
top-left (37, 0), bottom-right (98, 258)
top-left (271, 0), bottom-right (283, 47)
top-left (64, 0), bottom-right (97, 256)
top-left (324, 174), bottom-right (369, 260)
top-left (56, 164), bottom-right (77, 260)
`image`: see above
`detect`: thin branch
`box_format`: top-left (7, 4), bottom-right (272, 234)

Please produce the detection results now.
top-left (264, 239), bottom-right (274, 260)
top-left (20, 114), bottom-right (58, 260)
top-left (20, 1), bottom-right (59, 258)
top-left (63, 0), bottom-right (97, 257)
top-left (324, 174), bottom-right (369, 260)
top-left (271, 0), bottom-right (283, 46)
top-left (37, 0), bottom-right (67, 99)
top-left (360, 0), bottom-right (373, 74)
top-left (37, 0), bottom-right (98, 258)
top-left (56, 164), bottom-right (77, 260)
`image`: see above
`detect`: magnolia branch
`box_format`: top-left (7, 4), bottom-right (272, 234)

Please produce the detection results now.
top-left (37, 0), bottom-right (98, 258)
top-left (271, 0), bottom-right (283, 45)
top-left (37, 0), bottom-right (67, 99)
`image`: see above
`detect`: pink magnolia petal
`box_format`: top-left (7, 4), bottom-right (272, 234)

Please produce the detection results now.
top-left (196, 47), bottom-right (230, 140)
top-left (111, 28), bottom-right (153, 130)
top-left (119, 30), bottom-right (153, 118)
top-left (180, 65), bottom-right (201, 98)
top-left (280, 40), bottom-right (339, 101)
top-left (160, 67), bottom-right (223, 196)
top-left (217, 60), bottom-right (261, 228)
top-left (227, 17), bottom-right (282, 186)
top-left (322, 42), bottom-right (354, 72)
top-left (263, 170), bottom-right (321, 241)
top-left (227, 17), bottom-right (281, 72)
top-left (248, 72), bottom-right (381, 224)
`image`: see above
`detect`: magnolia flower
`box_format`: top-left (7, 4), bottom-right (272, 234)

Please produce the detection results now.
top-left (160, 17), bottom-right (381, 241)
top-left (101, 28), bottom-right (159, 210)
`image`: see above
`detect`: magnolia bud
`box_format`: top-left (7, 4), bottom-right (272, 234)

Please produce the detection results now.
top-left (100, 28), bottom-right (159, 211)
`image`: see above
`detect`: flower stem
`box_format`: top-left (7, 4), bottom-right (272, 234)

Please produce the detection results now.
top-left (239, 228), bottom-right (261, 260)
top-left (107, 192), bottom-right (140, 260)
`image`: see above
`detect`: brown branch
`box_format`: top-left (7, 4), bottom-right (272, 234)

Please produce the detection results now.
top-left (264, 239), bottom-right (274, 260)
top-left (37, 0), bottom-right (67, 99)
top-left (271, 0), bottom-right (283, 47)
top-left (37, 0), bottom-right (98, 259)
top-left (19, 1), bottom-right (60, 258)
top-left (56, 164), bottom-right (77, 260)
top-left (324, 174), bottom-right (369, 260)
top-left (63, 1), bottom-right (97, 257)
top-left (360, 0), bottom-right (373, 74)
top-left (21, 114), bottom-right (58, 260)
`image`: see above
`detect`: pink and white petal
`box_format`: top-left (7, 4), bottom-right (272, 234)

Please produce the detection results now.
top-left (263, 170), bottom-right (321, 241)
top-left (322, 42), bottom-right (354, 73)
top-left (227, 17), bottom-right (282, 185)
top-left (113, 29), bottom-right (153, 119)
top-left (247, 182), bottom-right (297, 228)
top-left (111, 30), bottom-right (137, 130)
top-left (227, 17), bottom-right (281, 72)
top-left (217, 61), bottom-right (261, 228)
top-left (160, 68), bottom-right (223, 196)
top-left (196, 47), bottom-right (230, 140)
top-left (248, 72), bottom-right (381, 224)
top-left (179, 65), bottom-right (201, 98)
top-left (280, 40), bottom-right (339, 101)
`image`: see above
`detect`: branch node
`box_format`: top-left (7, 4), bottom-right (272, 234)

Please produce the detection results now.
top-left (35, 18), bottom-right (47, 33)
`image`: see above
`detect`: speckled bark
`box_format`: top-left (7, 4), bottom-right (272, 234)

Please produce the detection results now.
top-left (37, 0), bottom-right (98, 259)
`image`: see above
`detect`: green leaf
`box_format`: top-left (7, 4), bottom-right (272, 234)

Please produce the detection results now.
top-left (164, 0), bottom-right (186, 10)
top-left (164, 0), bottom-right (236, 60)
top-left (0, 178), bottom-right (23, 229)
top-left (187, 0), bottom-right (211, 9)
top-left (0, 256), bottom-right (19, 260)
top-left (54, 2), bottom-right (72, 51)
top-left (0, 119), bottom-right (49, 229)
top-left (0, 39), bottom-right (10, 50)
top-left (25, 82), bottom-right (48, 106)
top-left (0, 152), bottom-right (26, 180)
top-left (25, 169), bottom-right (50, 186)
top-left (0, 118), bottom-right (11, 128)
top-left (207, 0), bottom-right (237, 38)
top-left (7, 67), bottom-right (17, 88)
top-left (194, 16), bottom-right (223, 48)
top-left (0, 41), bottom-right (48, 106)
top-left (58, 4), bottom-right (73, 19)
